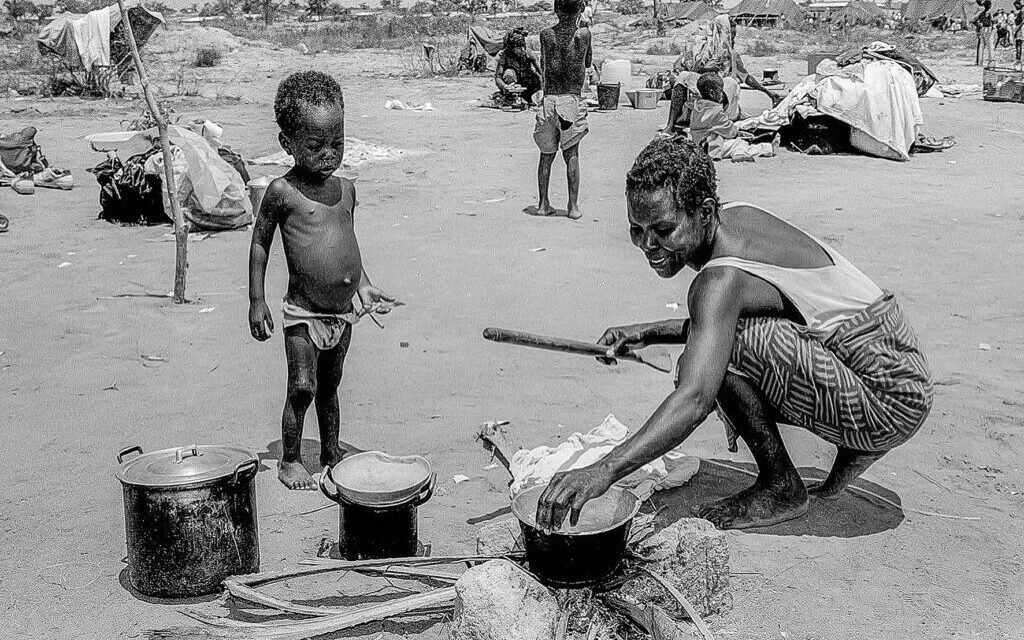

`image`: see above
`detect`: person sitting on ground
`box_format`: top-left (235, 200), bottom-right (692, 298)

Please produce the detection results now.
top-left (530, 0), bottom-right (592, 220)
top-left (494, 27), bottom-right (543, 106)
top-left (663, 15), bottom-right (782, 137)
top-left (534, 138), bottom-right (933, 531)
top-left (249, 71), bottom-right (398, 490)
top-left (689, 72), bottom-right (775, 162)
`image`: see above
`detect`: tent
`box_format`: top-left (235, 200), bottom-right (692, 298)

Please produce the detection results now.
top-left (37, 0), bottom-right (163, 73)
top-left (662, 1), bottom-right (720, 23)
top-left (730, 0), bottom-right (806, 27)
top-left (458, 25), bottom-right (504, 72)
top-left (837, 0), bottom-right (889, 22)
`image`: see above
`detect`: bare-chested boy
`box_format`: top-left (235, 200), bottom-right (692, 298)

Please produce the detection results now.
top-left (531, 0), bottom-right (592, 220)
top-left (248, 71), bottom-right (396, 490)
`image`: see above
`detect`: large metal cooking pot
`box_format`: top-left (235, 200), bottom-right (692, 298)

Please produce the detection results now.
top-left (511, 484), bottom-right (641, 588)
top-left (115, 444), bottom-right (260, 598)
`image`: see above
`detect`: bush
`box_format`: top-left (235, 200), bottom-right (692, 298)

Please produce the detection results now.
top-left (747, 37), bottom-right (778, 56)
top-left (55, 0), bottom-right (107, 12)
top-left (646, 39), bottom-right (680, 55)
top-left (194, 46), bottom-right (222, 66)
top-left (4, 0), bottom-right (36, 20)
top-left (615, 0), bottom-right (643, 15)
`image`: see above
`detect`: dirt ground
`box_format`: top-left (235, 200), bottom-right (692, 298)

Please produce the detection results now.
top-left (1, 24), bottom-right (1023, 640)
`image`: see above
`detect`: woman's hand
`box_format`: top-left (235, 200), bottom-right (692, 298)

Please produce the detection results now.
top-left (535, 464), bottom-right (616, 532)
top-left (596, 323), bottom-right (655, 364)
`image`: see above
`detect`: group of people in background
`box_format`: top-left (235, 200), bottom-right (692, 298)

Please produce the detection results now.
top-left (972, 0), bottom-right (1024, 68)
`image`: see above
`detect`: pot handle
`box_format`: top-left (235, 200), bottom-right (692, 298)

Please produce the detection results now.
top-left (116, 445), bottom-right (143, 464)
top-left (412, 473), bottom-right (437, 507)
top-left (319, 464), bottom-right (344, 504)
top-left (232, 459), bottom-right (258, 484)
top-left (174, 445), bottom-right (200, 463)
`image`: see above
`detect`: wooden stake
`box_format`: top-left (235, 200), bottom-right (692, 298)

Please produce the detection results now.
top-left (114, 0), bottom-right (188, 303)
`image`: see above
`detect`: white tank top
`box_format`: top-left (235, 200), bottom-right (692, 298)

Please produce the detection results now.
top-left (701, 202), bottom-right (884, 333)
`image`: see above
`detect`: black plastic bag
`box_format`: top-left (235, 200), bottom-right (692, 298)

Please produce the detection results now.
top-left (89, 148), bottom-right (171, 226)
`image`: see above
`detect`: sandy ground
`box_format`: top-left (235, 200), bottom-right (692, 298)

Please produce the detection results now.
top-left (1, 26), bottom-right (1023, 640)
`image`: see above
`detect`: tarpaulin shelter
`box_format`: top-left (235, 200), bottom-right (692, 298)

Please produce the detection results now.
top-left (730, 0), bottom-right (806, 27)
top-left (458, 24), bottom-right (504, 72)
top-left (662, 1), bottom-right (720, 24)
top-left (37, 0), bottom-right (163, 75)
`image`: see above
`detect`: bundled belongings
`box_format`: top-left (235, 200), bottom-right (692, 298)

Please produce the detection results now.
top-left (835, 41), bottom-right (939, 97)
top-left (736, 59), bottom-right (925, 161)
top-left (88, 149), bottom-right (169, 226)
top-left (1, 127), bottom-right (76, 195)
top-left (86, 125), bottom-right (253, 231)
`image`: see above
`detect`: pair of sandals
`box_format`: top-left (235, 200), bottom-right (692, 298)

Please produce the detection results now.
top-left (911, 135), bottom-right (957, 153)
top-left (1, 167), bottom-right (74, 194)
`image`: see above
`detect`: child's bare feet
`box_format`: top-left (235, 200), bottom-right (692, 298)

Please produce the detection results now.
top-left (567, 204), bottom-right (582, 220)
top-left (321, 442), bottom-right (362, 470)
top-left (279, 460), bottom-right (317, 490)
top-left (535, 201), bottom-right (558, 216)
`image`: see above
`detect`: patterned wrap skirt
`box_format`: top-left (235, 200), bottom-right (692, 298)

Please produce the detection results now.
top-left (717, 293), bottom-right (934, 452)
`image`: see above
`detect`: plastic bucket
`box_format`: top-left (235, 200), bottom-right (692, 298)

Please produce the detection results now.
top-left (597, 83), bottom-right (621, 110)
top-left (633, 88), bottom-right (659, 109)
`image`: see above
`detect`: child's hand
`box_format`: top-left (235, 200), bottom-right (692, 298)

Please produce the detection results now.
top-left (249, 300), bottom-right (275, 341)
top-left (357, 285), bottom-right (398, 315)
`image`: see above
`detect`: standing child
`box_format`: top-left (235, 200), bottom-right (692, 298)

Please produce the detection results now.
top-left (248, 71), bottom-right (397, 490)
top-left (531, 0), bottom-right (592, 220)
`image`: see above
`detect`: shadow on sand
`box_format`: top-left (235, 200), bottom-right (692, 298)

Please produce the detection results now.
top-left (649, 458), bottom-right (904, 538)
top-left (259, 438), bottom-right (361, 476)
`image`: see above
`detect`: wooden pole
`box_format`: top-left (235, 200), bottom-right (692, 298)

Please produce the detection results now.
top-left (115, 0), bottom-right (189, 303)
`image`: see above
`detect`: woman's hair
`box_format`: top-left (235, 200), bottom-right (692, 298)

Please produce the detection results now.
top-left (503, 27), bottom-right (528, 52)
top-left (625, 138), bottom-right (718, 215)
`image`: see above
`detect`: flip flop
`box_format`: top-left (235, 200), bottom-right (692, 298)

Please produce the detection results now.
top-left (11, 176), bottom-right (35, 195)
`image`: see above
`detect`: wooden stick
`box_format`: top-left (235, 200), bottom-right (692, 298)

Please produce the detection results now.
top-left (643, 568), bottom-right (715, 640)
top-left (163, 587), bottom-right (456, 640)
top-left (228, 554), bottom-right (518, 589)
top-left (115, 0), bottom-right (188, 304)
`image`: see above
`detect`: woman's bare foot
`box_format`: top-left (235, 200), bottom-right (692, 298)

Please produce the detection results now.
top-left (279, 460), bottom-right (317, 490)
top-left (696, 475), bottom-right (808, 530)
top-left (806, 481), bottom-right (845, 500)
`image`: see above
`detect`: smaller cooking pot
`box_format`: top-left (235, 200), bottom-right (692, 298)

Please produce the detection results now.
top-left (319, 454), bottom-right (436, 560)
top-left (511, 484), bottom-right (641, 588)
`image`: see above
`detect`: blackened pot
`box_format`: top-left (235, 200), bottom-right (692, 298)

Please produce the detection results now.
top-left (116, 445), bottom-right (260, 598)
top-left (511, 484), bottom-right (640, 588)
top-left (320, 464), bottom-right (435, 560)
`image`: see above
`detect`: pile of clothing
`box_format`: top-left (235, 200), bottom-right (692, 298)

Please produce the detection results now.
top-left (86, 120), bottom-right (252, 230)
top-left (0, 127), bottom-right (75, 196)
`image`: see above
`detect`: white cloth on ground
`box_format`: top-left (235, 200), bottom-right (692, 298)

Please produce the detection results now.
top-left (508, 414), bottom-right (700, 500)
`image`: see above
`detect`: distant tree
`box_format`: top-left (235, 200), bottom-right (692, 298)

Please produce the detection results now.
top-left (380, 0), bottom-right (402, 10)
top-left (615, 0), bottom-right (642, 14)
top-left (35, 2), bottom-right (52, 18)
top-left (306, 0), bottom-right (329, 17)
top-left (4, 0), bottom-right (37, 20)
top-left (409, 0), bottom-right (433, 12)
top-left (533, 0), bottom-right (550, 10)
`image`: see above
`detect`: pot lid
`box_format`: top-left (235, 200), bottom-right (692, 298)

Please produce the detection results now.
top-left (511, 484), bottom-right (641, 536)
top-left (330, 451), bottom-right (432, 507)
top-left (116, 444), bottom-right (257, 487)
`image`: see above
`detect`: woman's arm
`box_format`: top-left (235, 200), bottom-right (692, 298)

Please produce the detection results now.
top-left (535, 268), bottom-right (744, 530)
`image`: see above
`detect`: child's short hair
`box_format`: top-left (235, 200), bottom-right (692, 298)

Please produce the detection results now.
top-left (697, 72), bottom-right (725, 103)
top-left (625, 138), bottom-right (718, 215)
top-left (555, 0), bottom-right (584, 16)
top-left (274, 71), bottom-right (345, 136)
